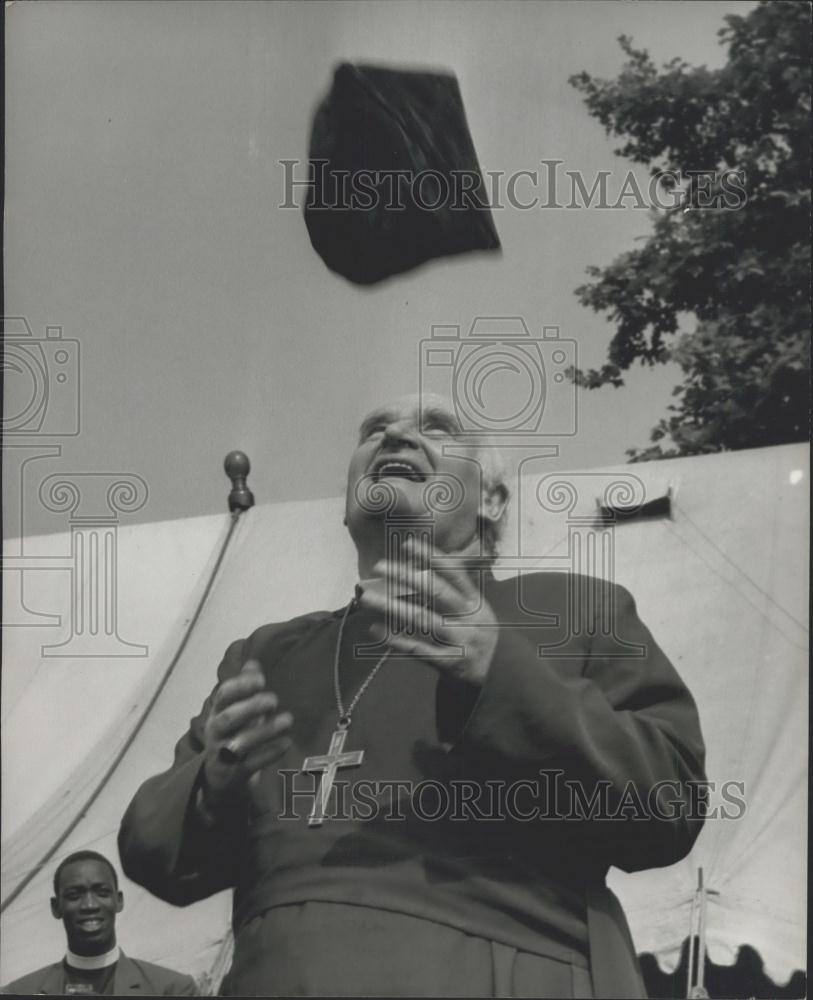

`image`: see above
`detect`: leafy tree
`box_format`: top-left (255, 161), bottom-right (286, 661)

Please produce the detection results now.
top-left (569, 1), bottom-right (810, 460)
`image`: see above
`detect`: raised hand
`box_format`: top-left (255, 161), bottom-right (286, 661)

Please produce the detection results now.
top-left (359, 538), bottom-right (498, 687)
top-left (201, 659), bottom-right (293, 812)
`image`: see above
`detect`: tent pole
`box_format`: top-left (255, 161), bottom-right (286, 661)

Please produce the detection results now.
top-left (697, 868), bottom-right (707, 996)
top-left (687, 867), bottom-right (717, 999)
top-left (686, 869), bottom-right (699, 998)
top-left (685, 905), bottom-right (696, 997)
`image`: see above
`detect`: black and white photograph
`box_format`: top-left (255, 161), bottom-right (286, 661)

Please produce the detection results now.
top-left (1, 1), bottom-right (809, 996)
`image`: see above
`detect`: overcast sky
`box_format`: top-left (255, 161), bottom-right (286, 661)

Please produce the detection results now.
top-left (4, 0), bottom-right (755, 537)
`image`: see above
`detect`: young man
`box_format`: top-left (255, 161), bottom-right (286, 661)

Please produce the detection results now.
top-left (2, 851), bottom-right (196, 996)
top-left (119, 397), bottom-right (706, 997)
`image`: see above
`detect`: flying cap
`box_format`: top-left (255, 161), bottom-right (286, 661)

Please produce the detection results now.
top-left (304, 62), bottom-right (501, 285)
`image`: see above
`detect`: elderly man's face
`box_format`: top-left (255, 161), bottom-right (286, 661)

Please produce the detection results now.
top-left (345, 399), bottom-right (501, 558)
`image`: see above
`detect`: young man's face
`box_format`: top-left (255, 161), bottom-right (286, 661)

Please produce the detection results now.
top-left (51, 859), bottom-right (123, 957)
top-left (345, 399), bottom-right (504, 558)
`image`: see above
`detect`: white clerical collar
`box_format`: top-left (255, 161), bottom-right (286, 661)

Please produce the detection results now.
top-left (65, 945), bottom-right (120, 970)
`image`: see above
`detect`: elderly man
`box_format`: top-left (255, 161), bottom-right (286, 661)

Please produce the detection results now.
top-left (119, 397), bottom-right (705, 998)
top-left (2, 851), bottom-right (196, 996)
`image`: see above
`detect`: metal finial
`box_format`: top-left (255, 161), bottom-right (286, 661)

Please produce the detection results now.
top-left (224, 451), bottom-right (255, 512)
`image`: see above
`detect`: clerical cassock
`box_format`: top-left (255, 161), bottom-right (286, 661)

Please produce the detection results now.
top-left (118, 569), bottom-right (705, 998)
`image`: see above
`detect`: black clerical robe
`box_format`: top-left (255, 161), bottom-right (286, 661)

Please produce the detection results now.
top-left (118, 572), bottom-right (706, 997)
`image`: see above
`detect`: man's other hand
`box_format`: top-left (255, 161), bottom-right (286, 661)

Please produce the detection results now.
top-left (201, 659), bottom-right (293, 813)
top-left (360, 539), bottom-right (498, 687)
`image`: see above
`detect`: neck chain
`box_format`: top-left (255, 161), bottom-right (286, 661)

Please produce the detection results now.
top-left (333, 597), bottom-right (391, 728)
top-left (300, 595), bottom-right (391, 826)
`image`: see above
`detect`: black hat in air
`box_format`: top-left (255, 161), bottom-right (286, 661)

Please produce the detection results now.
top-left (304, 62), bottom-right (501, 285)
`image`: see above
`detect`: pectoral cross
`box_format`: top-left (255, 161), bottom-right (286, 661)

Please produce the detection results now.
top-left (301, 724), bottom-right (364, 826)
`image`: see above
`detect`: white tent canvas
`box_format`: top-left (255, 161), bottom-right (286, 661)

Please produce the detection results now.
top-left (1, 443), bottom-right (807, 988)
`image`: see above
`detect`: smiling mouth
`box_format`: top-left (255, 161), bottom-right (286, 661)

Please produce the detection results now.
top-left (373, 461), bottom-right (426, 482)
top-left (78, 918), bottom-right (104, 932)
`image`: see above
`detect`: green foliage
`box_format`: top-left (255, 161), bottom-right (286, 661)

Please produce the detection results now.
top-left (569, 1), bottom-right (810, 460)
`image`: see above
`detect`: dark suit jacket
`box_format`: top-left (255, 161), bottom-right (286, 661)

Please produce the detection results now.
top-left (118, 572), bottom-right (706, 998)
top-left (2, 951), bottom-right (197, 996)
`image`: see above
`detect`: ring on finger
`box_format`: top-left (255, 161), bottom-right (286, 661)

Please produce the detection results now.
top-left (218, 740), bottom-right (247, 765)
